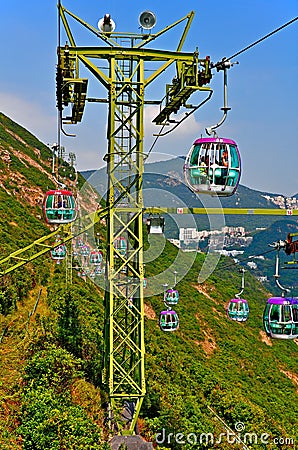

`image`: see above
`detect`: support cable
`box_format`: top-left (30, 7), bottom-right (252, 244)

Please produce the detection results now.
top-left (146, 17), bottom-right (298, 154)
top-left (218, 16), bottom-right (298, 64)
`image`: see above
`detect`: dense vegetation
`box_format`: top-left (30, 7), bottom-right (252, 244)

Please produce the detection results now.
top-left (0, 113), bottom-right (297, 449)
top-left (140, 236), bottom-right (298, 449)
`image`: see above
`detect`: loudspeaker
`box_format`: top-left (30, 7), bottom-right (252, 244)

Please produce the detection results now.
top-left (138, 11), bottom-right (156, 30)
top-left (98, 14), bottom-right (116, 33)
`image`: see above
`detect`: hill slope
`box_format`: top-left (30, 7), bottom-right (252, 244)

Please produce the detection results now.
top-left (0, 113), bottom-right (297, 449)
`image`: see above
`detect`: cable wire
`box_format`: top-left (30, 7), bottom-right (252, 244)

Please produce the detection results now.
top-left (148, 17), bottom-right (298, 155)
top-left (225, 16), bottom-right (298, 62)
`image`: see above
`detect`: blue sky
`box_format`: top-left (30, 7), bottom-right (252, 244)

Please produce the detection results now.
top-left (0, 1), bottom-right (297, 196)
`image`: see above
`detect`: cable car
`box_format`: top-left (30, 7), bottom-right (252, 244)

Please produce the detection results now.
top-left (226, 268), bottom-right (248, 321)
top-left (90, 250), bottom-right (103, 265)
top-left (184, 137), bottom-right (241, 196)
top-left (50, 243), bottom-right (67, 263)
top-left (114, 237), bottom-right (127, 256)
top-left (263, 297), bottom-right (298, 339)
top-left (164, 289), bottom-right (179, 306)
top-left (42, 189), bottom-right (77, 224)
top-left (94, 265), bottom-right (103, 276)
top-left (159, 310), bottom-right (179, 332)
top-left (146, 216), bottom-right (165, 234)
top-left (227, 298), bottom-right (249, 322)
top-left (80, 244), bottom-right (90, 257)
top-left (76, 239), bottom-right (84, 248)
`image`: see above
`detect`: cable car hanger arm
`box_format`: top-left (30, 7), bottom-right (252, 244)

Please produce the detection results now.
top-left (273, 247), bottom-right (291, 295)
top-left (206, 59), bottom-right (238, 136)
top-left (235, 268), bottom-right (245, 299)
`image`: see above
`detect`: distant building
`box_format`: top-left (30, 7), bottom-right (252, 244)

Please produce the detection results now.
top-left (261, 194), bottom-right (298, 210)
top-left (179, 226), bottom-right (253, 250)
top-left (179, 228), bottom-right (197, 241)
top-left (257, 276), bottom-right (269, 283)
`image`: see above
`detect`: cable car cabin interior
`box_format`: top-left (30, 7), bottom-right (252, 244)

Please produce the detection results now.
top-left (164, 289), bottom-right (179, 306)
top-left (43, 190), bottom-right (77, 224)
top-left (184, 138), bottom-right (241, 196)
top-left (159, 310), bottom-right (179, 332)
top-left (146, 216), bottom-right (165, 234)
top-left (263, 297), bottom-right (298, 339)
top-left (227, 298), bottom-right (249, 322)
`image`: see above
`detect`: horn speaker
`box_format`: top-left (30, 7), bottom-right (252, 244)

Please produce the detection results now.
top-left (138, 11), bottom-right (156, 30)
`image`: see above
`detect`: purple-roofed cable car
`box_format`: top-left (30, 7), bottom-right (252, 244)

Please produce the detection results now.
top-left (184, 137), bottom-right (241, 196)
top-left (77, 239), bottom-right (84, 248)
top-left (164, 289), bottom-right (179, 306)
top-left (227, 298), bottom-right (249, 322)
top-left (94, 265), bottom-right (103, 276)
top-left (80, 244), bottom-right (90, 257)
top-left (159, 310), bottom-right (179, 332)
top-left (227, 268), bottom-right (248, 321)
top-left (263, 297), bottom-right (298, 339)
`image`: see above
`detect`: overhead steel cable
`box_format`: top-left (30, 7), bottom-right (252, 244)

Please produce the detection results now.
top-left (221, 16), bottom-right (298, 64)
top-left (150, 16), bottom-right (298, 152)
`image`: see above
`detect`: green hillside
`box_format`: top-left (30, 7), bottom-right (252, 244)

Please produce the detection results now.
top-left (0, 113), bottom-right (297, 450)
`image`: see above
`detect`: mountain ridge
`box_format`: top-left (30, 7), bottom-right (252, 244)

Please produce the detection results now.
top-left (81, 158), bottom-right (298, 210)
top-left (81, 158), bottom-right (297, 233)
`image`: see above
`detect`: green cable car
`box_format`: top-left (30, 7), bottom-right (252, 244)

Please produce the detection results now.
top-left (42, 189), bottom-right (77, 224)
